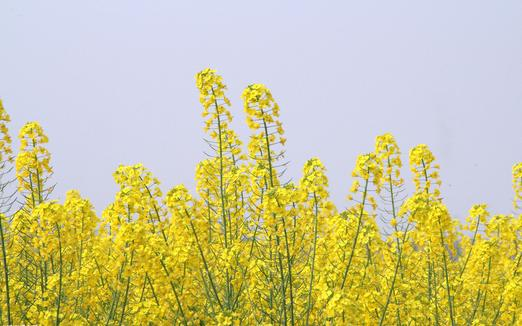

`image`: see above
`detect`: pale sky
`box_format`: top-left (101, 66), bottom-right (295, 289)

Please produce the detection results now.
top-left (1, 1), bottom-right (521, 219)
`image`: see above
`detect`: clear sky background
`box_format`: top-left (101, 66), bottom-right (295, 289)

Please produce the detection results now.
top-left (1, 1), bottom-right (521, 219)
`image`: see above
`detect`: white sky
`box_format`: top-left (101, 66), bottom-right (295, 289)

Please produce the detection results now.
top-left (1, 1), bottom-right (521, 219)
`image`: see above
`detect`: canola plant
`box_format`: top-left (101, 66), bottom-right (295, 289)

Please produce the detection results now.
top-left (0, 68), bottom-right (521, 325)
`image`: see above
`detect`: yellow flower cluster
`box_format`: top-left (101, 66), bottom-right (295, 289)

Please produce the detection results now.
top-left (0, 100), bottom-right (13, 164)
top-left (196, 68), bottom-right (243, 160)
top-left (513, 162), bottom-right (522, 211)
top-left (243, 83), bottom-right (286, 190)
top-left (375, 133), bottom-right (404, 232)
top-left (409, 143), bottom-right (441, 197)
top-left (0, 72), bottom-right (521, 325)
top-left (15, 121), bottom-right (53, 208)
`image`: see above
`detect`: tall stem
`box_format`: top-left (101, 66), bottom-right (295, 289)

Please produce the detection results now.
top-left (305, 193), bottom-right (319, 326)
top-left (379, 224), bottom-right (410, 325)
top-left (55, 223), bottom-right (63, 325)
top-left (438, 219), bottom-right (455, 326)
top-left (340, 175), bottom-right (369, 289)
top-left (0, 214), bottom-right (11, 325)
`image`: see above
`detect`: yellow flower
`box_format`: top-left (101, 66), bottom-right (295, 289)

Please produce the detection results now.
top-left (1, 71), bottom-right (521, 325)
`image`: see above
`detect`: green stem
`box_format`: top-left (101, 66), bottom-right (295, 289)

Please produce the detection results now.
top-left (55, 223), bottom-right (63, 325)
top-left (158, 258), bottom-right (188, 325)
top-left (0, 214), bottom-right (11, 325)
top-left (185, 209), bottom-right (224, 311)
top-left (261, 111), bottom-right (275, 188)
top-left (340, 175), bottom-right (369, 289)
top-left (459, 215), bottom-right (481, 279)
top-left (212, 88), bottom-right (233, 309)
top-left (379, 224), bottom-right (410, 325)
top-left (281, 216), bottom-right (295, 326)
top-left (438, 219), bottom-right (455, 326)
top-left (305, 193), bottom-right (319, 326)
top-left (118, 250), bottom-right (134, 326)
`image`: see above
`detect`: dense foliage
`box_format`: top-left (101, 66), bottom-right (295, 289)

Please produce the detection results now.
top-left (0, 69), bottom-right (521, 325)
